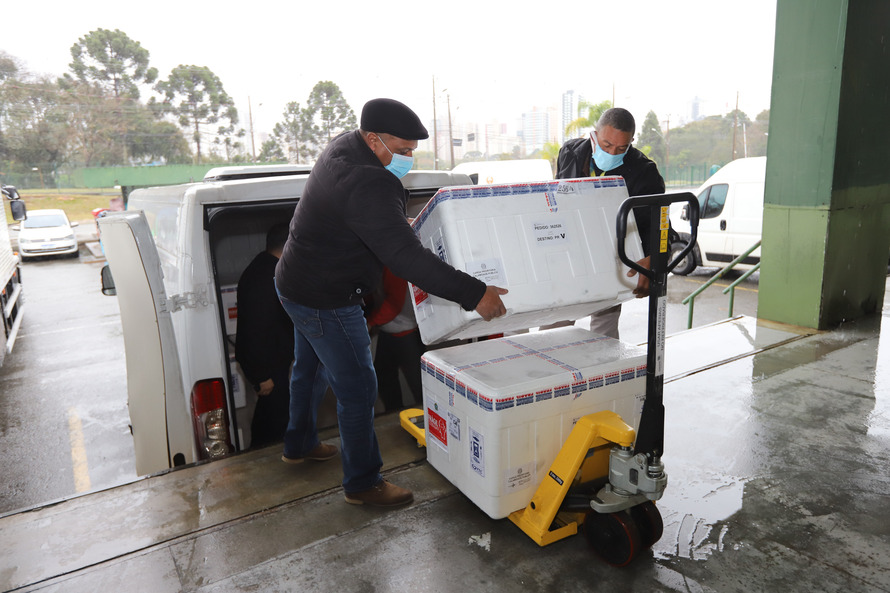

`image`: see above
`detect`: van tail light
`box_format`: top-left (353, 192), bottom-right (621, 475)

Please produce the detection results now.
top-left (191, 379), bottom-right (233, 460)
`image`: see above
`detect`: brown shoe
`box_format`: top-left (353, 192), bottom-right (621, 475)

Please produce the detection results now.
top-left (281, 442), bottom-right (338, 464)
top-left (344, 480), bottom-right (414, 507)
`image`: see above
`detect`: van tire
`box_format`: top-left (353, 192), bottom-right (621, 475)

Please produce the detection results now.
top-left (669, 240), bottom-right (697, 276)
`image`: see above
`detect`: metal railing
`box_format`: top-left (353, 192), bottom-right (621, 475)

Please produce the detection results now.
top-left (681, 240), bottom-right (762, 329)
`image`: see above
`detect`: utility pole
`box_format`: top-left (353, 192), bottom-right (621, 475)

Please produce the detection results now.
top-left (432, 76), bottom-right (439, 170)
top-left (447, 94), bottom-right (455, 169)
top-left (248, 96), bottom-right (257, 161)
top-left (731, 91), bottom-right (739, 161)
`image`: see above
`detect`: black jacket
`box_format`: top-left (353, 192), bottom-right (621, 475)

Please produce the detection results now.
top-left (236, 251), bottom-right (294, 386)
top-left (275, 131), bottom-right (486, 311)
top-left (556, 137), bottom-right (675, 253)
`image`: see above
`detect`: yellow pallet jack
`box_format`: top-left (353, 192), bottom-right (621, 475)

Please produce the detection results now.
top-left (401, 192), bottom-right (700, 566)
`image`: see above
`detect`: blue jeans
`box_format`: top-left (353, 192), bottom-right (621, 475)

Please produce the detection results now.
top-left (277, 292), bottom-right (382, 493)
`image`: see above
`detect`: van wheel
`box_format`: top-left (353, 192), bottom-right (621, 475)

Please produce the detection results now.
top-left (669, 241), bottom-right (697, 276)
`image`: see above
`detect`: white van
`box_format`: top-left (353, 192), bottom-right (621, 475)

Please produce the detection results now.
top-left (669, 156), bottom-right (766, 275)
top-left (99, 165), bottom-right (473, 476)
top-left (451, 159), bottom-right (554, 185)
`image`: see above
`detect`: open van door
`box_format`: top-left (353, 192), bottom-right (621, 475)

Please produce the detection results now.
top-left (98, 212), bottom-right (195, 476)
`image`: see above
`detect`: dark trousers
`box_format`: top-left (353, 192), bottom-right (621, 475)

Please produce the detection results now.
top-left (374, 329), bottom-right (426, 413)
top-left (249, 366), bottom-right (291, 448)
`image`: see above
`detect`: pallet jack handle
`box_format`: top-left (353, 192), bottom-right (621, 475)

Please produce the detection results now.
top-left (615, 193), bottom-right (699, 461)
top-left (616, 192), bottom-right (700, 279)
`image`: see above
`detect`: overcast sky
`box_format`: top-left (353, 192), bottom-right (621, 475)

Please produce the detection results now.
top-left (3, 0), bottom-right (777, 140)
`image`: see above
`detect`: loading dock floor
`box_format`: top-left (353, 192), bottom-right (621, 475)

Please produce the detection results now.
top-left (3, 304), bottom-right (889, 592)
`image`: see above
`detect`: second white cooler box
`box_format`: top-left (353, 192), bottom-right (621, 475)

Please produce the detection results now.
top-left (420, 326), bottom-right (647, 519)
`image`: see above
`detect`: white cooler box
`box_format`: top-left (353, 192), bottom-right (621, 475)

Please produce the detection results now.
top-left (410, 176), bottom-right (644, 344)
top-left (421, 326), bottom-right (647, 519)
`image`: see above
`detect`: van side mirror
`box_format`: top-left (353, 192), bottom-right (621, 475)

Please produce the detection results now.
top-left (9, 199), bottom-right (26, 221)
top-left (101, 265), bottom-right (116, 296)
top-left (680, 205), bottom-right (689, 221)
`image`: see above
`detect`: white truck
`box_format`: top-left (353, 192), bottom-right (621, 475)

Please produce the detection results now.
top-left (98, 165), bottom-right (473, 476)
top-left (669, 156), bottom-right (766, 275)
top-left (1, 185), bottom-right (26, 366)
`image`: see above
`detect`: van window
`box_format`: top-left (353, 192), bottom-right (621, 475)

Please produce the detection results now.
top-left (699, 184), bottom-right (729, 219)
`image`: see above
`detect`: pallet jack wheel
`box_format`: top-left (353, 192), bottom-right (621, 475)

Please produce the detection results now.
top-left (583, 511), bottom-right (643, 567)
top-left (630, 501), bottom-right (664, 549)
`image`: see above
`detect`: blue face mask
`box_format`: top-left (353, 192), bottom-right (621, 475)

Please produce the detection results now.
top-left (591, 132), bottom-right (628, 172)
top-left (377, 135), bottom-right (414, 179)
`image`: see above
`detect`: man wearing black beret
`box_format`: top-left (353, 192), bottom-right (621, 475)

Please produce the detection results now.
top-left (275, 98), bottom-right (508, 508)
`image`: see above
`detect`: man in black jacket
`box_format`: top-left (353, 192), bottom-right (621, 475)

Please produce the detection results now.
top-left (275, 98), bottom-right (508, 508)
top-left (235, 223), bottom-right (294, 448)
top-left (552, 107), bottom-right (665, 339)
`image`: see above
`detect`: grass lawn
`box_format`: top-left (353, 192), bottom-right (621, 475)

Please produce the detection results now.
top-left (4, 188), bottom-right (120, 224)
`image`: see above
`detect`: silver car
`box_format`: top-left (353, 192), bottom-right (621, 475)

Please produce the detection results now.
top-left (16, 209), bottom-right (79, 258)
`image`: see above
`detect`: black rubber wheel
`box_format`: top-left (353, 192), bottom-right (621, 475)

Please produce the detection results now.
top-left (583, 511), bottom-right (643, 567)
top-left (630, 501), bottom-right (664, 549)
top-left (669, 241), bottom-right (697, 276)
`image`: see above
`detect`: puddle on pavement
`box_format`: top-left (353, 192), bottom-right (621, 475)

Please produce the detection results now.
top-left (653, 466), bottom-right (746, 561)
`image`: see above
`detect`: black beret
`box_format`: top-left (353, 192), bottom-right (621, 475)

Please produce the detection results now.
top-left (361, 98), bottom-right (429, 140)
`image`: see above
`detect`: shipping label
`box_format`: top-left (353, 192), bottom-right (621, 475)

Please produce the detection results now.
top-left (448, 411), bottom-right (461, 442)
top-left (428, 407), bottom-right (448, 449)
top-left (470, 427), bottom-right (485, 477)
top-left (466, 258), bottom-right (504, 286)
top-left (532, 219), bottom-right (568, 246)
top-left (505, 463), bottom-right (533, 492)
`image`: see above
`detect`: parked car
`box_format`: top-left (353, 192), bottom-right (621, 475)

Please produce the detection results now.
top-left (98, 165), bottom-right (475, 476)
top-left (668, 157), bottom-right (766, 276)
top-left (15, 209), bottom-right (79, 259)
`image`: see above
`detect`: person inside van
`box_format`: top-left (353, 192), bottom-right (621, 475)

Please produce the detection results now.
top-left (235, 223), bottom-right (297, 448)
top-left (274, 98), bottom-right (508, 508)
top-left (366, 267), bottom-right (425, 414)
top-left (546, 107), bottom-right (674, 339)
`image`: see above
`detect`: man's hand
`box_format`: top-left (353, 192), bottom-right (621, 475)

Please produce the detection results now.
top-left (475, 285), bottom-right (509, 321)
top-left (257, 378), bottom-right (274, 396)
top-left (627, 255), bottom-right (651, 298)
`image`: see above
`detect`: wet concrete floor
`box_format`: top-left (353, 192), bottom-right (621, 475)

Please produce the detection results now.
top-left (2, 290), bottom-right (888, 592)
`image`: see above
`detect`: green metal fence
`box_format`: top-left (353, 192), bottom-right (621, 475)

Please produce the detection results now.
top-left (661, 163), bottom-right (719, 188)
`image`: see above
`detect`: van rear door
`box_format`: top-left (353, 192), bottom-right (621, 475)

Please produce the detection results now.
top-left (98, 211), bottom-right (195, 476)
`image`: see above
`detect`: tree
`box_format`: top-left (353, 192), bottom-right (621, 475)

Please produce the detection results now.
top-left (213, 127), bottom-right (248, 162)
top-left (636, 111), bottom-right (667, 167)
top-left (271, 102), bottom-right (313, 163)
top-left (305, 81), bottom-right (356, 159)
top-left (258, 137), bottom-right (285, 162)
top-left (565, 99), bottom-right (612, 138)
top-left (539, 141), bottom-right (561, 176)
top-left (0, 51), bottom-right (21, 83)
top-left (153, 65), bottom-right (238, 161)
top-left (0, 76), bottom-right (70, 176)
top-left (65, 29), bottom-right (158, 100)
top-left (124, 105), bottom-right (191, 164)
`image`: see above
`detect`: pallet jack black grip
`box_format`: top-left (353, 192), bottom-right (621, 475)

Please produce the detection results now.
top-left (616, 192), bottom-right (700, 276)
top-left (615, 192), bottom-right (700, 459)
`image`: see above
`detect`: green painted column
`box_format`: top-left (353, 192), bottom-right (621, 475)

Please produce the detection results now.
top-left (759, 0), bottom-right (890, 329)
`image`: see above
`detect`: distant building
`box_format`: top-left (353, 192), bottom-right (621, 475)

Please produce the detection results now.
top-left (521, 108), bottom-right (551, 155)
top-left (561, 90), bottom-right (581, 145)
